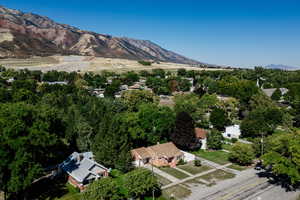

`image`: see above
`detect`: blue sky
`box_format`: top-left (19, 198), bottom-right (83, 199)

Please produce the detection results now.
top-left (2, 0), bottom-right (300, 67)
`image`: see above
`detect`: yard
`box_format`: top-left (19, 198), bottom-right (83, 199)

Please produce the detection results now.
top-left (177, 163), bottom-right (212, 175)
top-left (192, 150), bottom-right (230, 165)
top-left (163, 185), bottom-right (191, 199)
top-left (199, 169), bottom-right (235, 182)
top-left (155, 174), bottom-right (172, 186)
top-left (222, 143), bottom-right (233, 151)
top-left (227, 164), bottom-right (248, 171)
top-left (159, 167), bottom-right (189, 179)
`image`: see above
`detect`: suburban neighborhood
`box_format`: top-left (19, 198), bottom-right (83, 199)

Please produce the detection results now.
top-left (0, 2), bottom-right (300, 200)
top-left (0, 64), bottom-right (300, 200)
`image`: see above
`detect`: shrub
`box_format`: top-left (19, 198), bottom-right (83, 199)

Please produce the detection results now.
top-left (194, 159), bottom-right (202, 167)
top-left (207, 129), bottom-right (224, 150)
top-left (138, 60), bottom-right (152, 66)
top-left (178, 159), bottom-right (186, 165)
top-left (231, 138), bottom-right (238, 143)
top-left (229, 142), bottom-right (255, 165)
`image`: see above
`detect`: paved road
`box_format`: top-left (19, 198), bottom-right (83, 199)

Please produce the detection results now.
top-left (185, 169), bottom-right (300, 200)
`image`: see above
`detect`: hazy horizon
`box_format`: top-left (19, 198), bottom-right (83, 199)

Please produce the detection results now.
top-left (2, 0), bottom-right (300, 68)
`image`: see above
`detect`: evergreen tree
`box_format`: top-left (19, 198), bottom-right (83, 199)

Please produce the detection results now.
top-left (271, 88), bottom-right (282, 101)
top-left (171, 112), bottom-right (197, 150)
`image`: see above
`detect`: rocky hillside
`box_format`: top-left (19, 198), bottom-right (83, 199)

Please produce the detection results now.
top-left (0, 6), bottom-right (201, 65)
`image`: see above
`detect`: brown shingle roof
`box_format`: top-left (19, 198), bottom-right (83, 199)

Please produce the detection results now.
top-left (148, 142), bottom-right (182, 158)
top-left (131, 142), bottom-right (183, 160)
top-left (195, 128), bottom-right (208, 139)
top-left (131, 147), bottom-right (151, 159)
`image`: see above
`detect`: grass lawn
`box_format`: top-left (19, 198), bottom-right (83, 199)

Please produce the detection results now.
top-left (159, 167), bottom-right (189, 179)
top-left (199, 170), bottom-right (235, 182)
top-left (155, 174), bottom-right (172, 186)
top-left (227, 164), bottom-right (248, 171)
top-left (183, 178), bottom-right (206, 188)
top-left (178, 163), bottom-right (212, 175)
top-left (222, 143), bottom-right (233, 151)
top-left (193, 150), bottom-right (230, 165)
top-left (163, 185), bottom-right (191, 199)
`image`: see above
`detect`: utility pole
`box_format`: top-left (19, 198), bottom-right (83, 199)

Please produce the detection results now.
top-left (261, 132), bottom-right (264, 156)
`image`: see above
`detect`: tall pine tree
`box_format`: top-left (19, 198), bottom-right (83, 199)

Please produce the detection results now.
top-left (171, 112), bottom-right (197, 150)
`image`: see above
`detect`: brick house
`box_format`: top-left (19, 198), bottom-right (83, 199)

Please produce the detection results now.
top-left (60, 152), bottom-right (109, 191)
top-left (131, 142), bottom-right (184, 168)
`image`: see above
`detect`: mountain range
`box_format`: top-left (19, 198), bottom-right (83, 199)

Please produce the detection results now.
top-left (0, 5), bottom-right (201, 65)
top-left (265, 64), bottom-right (299, 71)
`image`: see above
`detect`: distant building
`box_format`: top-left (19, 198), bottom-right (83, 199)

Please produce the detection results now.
top-left (43, 81), bottom-right (68, 85)
top-left (120, 84), bottom-right (129, 91)
top-left (92, 88), bottom-right (105, 98)
top-left (195, 128), bottom-right (208, 150)
top-left (131, 142), bottom-right (184, 168)
top-left (222, 125), bottom-right (241, 139)
top-left (6, 77), bottom-right (15, 84)
top-left (128, 83), bottom-right (142, 90)
top-left (60, 152), bottom-right (109, 191)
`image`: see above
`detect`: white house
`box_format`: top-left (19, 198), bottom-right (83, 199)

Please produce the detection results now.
top-left (222, 125), bottom-right (241, 139)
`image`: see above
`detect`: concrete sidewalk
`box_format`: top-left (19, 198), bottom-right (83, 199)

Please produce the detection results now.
top-left (144, 165), bottom-right (180, 183)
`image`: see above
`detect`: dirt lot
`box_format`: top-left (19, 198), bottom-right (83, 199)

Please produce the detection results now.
top-left (0, 55), bottom-right (228, 73)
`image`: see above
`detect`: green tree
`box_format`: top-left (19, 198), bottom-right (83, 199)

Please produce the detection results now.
top-left (121, 90), bottom-right (157, 111)
top-left (210, 108), bottom-right (230, 131)
top-left (137, 103), bottom-right (175, 144)
top-left (122, 71), bottom-right (139, 86)
top-left (82, 177), bottom-right (123, 200)
top-left (241, 107), bottom-right (283, 138)
top-left (0, 103), bottom-right (66, 198)
top-left (229, 143), bottom-right (255, 165)
top-left (271, 88), bottom-right (282, 101)
top-left (177, 68), bottom-right (187, 76)
top-left (178, 78), bottom-right (192, 92)
top-left (104, 79), bottom-right (121, 98)
top-left (92, 114), bottom-right (133, 172)
top-left (123, 168), bottom-right (159, 199)
top-left (262, 133), bottom-right (300, 185)
top-left (207, 129), bottom-right (223, 150)
top-left (171, 112), bottom-right (197, 150)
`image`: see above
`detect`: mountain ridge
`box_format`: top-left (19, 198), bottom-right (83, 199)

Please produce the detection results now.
top-left (0, 5), bottom-right (202, 65)
top-left (265, 64), bottom-right (299, 71)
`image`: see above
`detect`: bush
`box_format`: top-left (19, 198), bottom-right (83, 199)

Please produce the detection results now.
top-left (178, 159), bottom-right (186, 165)
top-left (110, 169), bottom-right (124, 178)
top-left (207, 129), bottom-right (224, 150)
top-left (194, 159), bottom-right (202, 167)
top-left (229, 142), bottom-right (255, 165)
top-left (138, 60), bottom-right (152, 66)
top-left (231, 138), bottom-right (238, 143)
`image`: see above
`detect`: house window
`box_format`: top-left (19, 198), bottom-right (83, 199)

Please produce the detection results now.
top-left (227, 134), bottom-right (231, 138)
